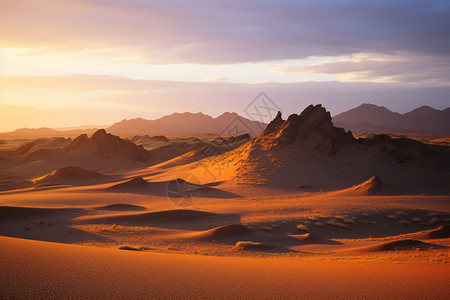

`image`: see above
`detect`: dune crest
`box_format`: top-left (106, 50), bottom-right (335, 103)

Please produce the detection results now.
top-left (331, 176), bottom-right (382, 196)
top-left (410, 225), bottom-right (450, 239)
top-left (185, 224), bottom-right (250, 240)
top-left (347, 239), bottom-right (446, 252)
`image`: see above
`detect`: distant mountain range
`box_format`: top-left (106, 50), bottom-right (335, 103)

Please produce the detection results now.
top-left (332, 104), bottom-right (450, 133)
top-left (1, 104), bottom-right (449, 137)
top-left (107, 112), bottom-right (265, 136)
top-left (0, 127), bottom-right (101, 138)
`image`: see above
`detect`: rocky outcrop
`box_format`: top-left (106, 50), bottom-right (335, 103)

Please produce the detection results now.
top-left (254, 104), bottom-right (430, 162)
top-left (257, 104), bottom-right (355, 156)
top-left (63, 129), bottom-right (149, 162)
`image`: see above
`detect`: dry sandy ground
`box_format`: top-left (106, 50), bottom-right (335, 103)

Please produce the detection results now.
top-left (1, 236), bottom-right (449, 300)
top-left (0, 133), bottom-right (449, 299)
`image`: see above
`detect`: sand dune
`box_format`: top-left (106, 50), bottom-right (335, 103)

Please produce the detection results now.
top-left (33, 166), bottom-right (108, 186)
top-left (0, 141), bottom-right (36, 158)
top-left (347, 239), bottom-right (447, 252)
top-left (83, 209), bottom-right (238, 225)
top-left (106, 176), bottom-right (241, 199)
top-left (1, 236), bottom-right (449, 299)
top-left (0, 206), bottom-right (81, 221)
top-left (107, 176), bottom-right (148, 189)
top-left (173, 224), bottom-right (335, 250)
top-left (409, 225), bottom-right (450, 239)
top-left (330, 176), bottom-right (382, 196)
top-left (94, 204), bottom-right (147, 211)
top-left (192, 224), bottom-right (250, 239)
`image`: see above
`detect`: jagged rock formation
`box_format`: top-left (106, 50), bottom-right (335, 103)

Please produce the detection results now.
top-left (258, 105), bottom-right (355, 156)
top-left (63, 129), bottom-right (149, 162)
top-left (255, 105), bottom-right (430, 163)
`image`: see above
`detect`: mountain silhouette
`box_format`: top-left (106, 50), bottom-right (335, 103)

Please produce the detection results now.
top-left (107, 112), bottom-right (266, 135)
top-left (333, 103), bottom-right (450, 133)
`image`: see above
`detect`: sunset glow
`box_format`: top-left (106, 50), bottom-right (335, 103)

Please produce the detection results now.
top-left (0, 2), bottom-right (449, 299)
top-left (1, 0), bottom-right (449, 130)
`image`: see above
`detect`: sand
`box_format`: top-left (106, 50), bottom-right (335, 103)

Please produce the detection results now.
top-left (0, 123), bottom-right (449, 299)
top-left (1, 236), bottom-right (449, 300)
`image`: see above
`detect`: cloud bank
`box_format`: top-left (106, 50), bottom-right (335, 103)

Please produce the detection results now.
top-left (1, 0), bottom-right (449, 64)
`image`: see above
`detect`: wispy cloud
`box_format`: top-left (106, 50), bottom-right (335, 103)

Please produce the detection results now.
top-left (273, 52), bottom-right (450, 85)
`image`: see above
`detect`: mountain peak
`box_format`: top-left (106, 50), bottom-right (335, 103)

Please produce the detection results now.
top-left (216, 112), bottom-right (239, 119)
top-left (334, 103), bottom-right (450, 133)
top-left (92, 129), bottom-right (107, 138)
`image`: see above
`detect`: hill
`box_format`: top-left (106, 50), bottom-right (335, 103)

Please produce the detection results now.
top-left (62, 129), bottom-right (150, 162)
top-left (218, 104), bottom-right (450, 194)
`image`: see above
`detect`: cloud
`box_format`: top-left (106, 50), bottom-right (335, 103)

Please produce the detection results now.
top-left (0, 74), bottom-right (195, 90)
top-left (273, 52), bottom-right (450, 85)
top-left (1, 0), bottom-right (449, 64)
top-left (1, 74), bottom-right (449, 132)
top-left (203, 77), bottom-right (228, 82)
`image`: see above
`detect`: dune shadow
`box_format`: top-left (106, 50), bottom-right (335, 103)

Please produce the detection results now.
top-left (0, 206), bottom-right (85, 221)
top-left (103, 177), bottom-right (243, 199)
top-left (0, 225), bottom-right (110, 244)
top-left (80, 209), bottom-right (242, 230)
top-left (0, 206), bottom-right (109, 244)
top-left (347, 239), bottom-right (448, 253)
top-left (291, 233), bottom-right (343, 245)
top-left (93, 204), bottom-right (147, 211)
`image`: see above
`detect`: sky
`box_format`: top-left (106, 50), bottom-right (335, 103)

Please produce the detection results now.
top-left (1, 0), bottom-right (449, 131)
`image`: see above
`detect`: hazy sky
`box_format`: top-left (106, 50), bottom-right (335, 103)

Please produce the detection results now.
top-left (1, 0), bottom-right (449, 131)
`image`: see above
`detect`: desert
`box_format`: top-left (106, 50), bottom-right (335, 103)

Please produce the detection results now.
top-left (2, 1), bottom-right (450, 299)
top-left (1, 104), bottom-right (449, 299)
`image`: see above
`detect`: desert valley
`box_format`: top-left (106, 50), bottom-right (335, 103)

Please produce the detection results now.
top-left (0, 104), bottom-right (449, 299)
top-left (2, 1), bottom-right (450, 298)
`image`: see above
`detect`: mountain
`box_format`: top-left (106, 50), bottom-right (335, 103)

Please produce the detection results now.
top-left (332, 104), bottom-right (450, 133)
top-left (107, 112), bottom-right (266, 135)
top-left (229, 104), bottom-right (449, 194)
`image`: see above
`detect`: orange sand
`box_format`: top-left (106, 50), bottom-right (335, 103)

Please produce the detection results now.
top-left (1, 236), bottom-right (449, 299)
